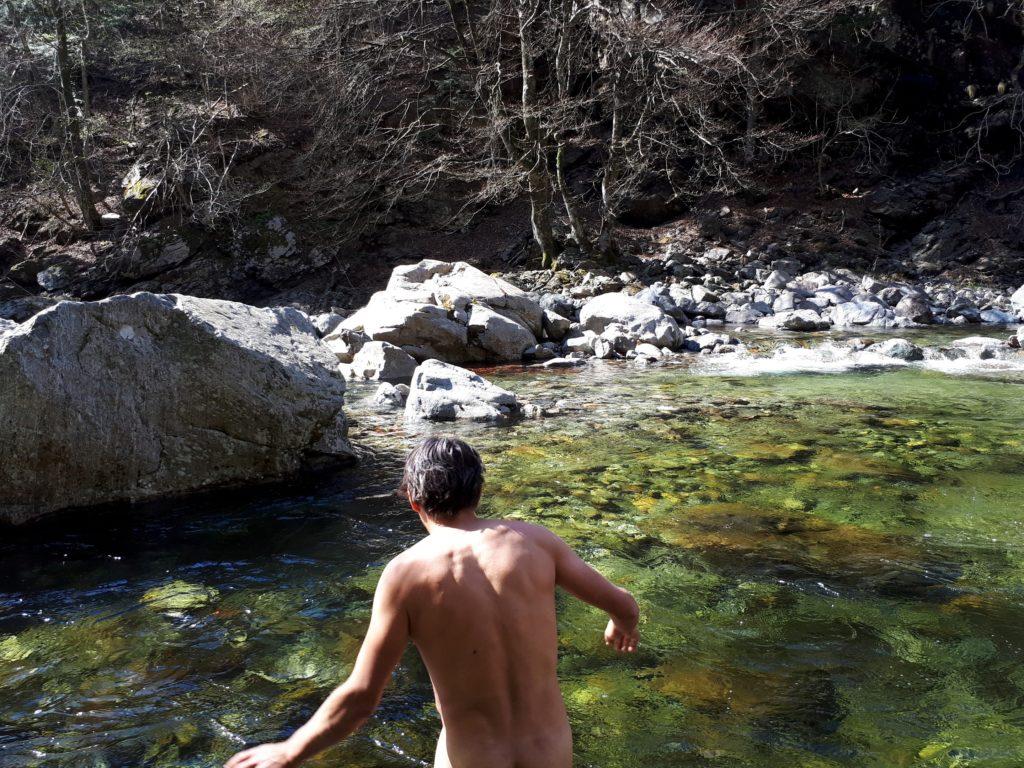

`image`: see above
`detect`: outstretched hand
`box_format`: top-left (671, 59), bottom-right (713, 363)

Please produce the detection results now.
top-left (604, 618), bottom-right (639, 653)
top-left (225, 741), bottom-right (297, 768)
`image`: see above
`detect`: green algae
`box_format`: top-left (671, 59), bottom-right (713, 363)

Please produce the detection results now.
top-left (1, 360), bottom-right (1023, 767)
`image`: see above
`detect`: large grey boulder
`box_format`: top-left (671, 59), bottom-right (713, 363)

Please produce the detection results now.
top-left (343, 340), bottom-right (417, 382)
top-left (831, 300), bottom-right (894, 327)
top-left (405, 360), bottom-right (522, 422)
top-left (0, 293), bottom-right (352, 525)
top-left (579, 292), bottom-right (683, 348)
top-left (467, 303), bottom-right (535, 361)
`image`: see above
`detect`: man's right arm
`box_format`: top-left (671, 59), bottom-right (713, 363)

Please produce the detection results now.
top-left (541, 528), bottom-right (640, 652)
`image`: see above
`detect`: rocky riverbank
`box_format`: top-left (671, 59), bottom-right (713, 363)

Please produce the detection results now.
top-left (326, 259), bottom-right (1022, 373)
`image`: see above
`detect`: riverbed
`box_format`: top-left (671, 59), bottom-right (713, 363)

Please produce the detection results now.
top-left (2, 329), bottom-right (1023, 767)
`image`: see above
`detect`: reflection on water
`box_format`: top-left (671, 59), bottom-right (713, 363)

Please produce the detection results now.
top-left (2, 332), bottom-right (1023, 768)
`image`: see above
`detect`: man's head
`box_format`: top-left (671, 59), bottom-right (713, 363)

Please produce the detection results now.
top-left (399, 436), bottom-right (485, 522)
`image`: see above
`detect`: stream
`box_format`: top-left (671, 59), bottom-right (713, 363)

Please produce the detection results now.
top-left (2, 329), bottom-right (1023, 768)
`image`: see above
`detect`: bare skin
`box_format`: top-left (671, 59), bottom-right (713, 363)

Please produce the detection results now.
top-left (226, 502), bottom-right (640, 768)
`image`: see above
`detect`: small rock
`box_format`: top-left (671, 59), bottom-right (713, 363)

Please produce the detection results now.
top-left (372, 382), bottom-right (409, 409)
top-left (634, 343), bottom-right (663, 359)
top-left (871, 338), bottom-right (924, 361)
top-left (763, 270), bottom-right (792, 290)
top-left (542, 357), bottom-right (586, 368)
top-left (313, 312), bottom-right (345, 337)
top-left (593, 337), bottom-right (616, 359)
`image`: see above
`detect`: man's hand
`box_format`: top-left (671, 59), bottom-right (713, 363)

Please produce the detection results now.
top-left (225, 741), bottom-right (297, 768)
top-left (604, 618), bottom-right (639, 653)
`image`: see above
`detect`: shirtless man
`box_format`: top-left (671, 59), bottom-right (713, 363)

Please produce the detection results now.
top-left (226, 436), bottom-right (640, 768)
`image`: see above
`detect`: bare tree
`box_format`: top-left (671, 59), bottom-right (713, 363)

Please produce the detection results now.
top-left (46, 0), bottom-right (101, 229)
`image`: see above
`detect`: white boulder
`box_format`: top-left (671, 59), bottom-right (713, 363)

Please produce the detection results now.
top-left (405, 360), bottom-right (522, 422)
top-left (341, 296), bottom-right (469, 361)
top-left (344, 341), bottom-right (418, 382)
top-left (467, 303), bottom-right (535, 361)
top-left (340, 260), bottom-right (543, 362)
top-left (579, 292), bottom-right (683, 349)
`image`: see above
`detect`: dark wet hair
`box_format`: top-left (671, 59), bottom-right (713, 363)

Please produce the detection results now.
top-left (398, 437), bottom-right (485, 520)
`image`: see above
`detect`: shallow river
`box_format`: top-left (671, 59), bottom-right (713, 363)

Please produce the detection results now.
top-left (2, 330), bottom-right (1024, 768)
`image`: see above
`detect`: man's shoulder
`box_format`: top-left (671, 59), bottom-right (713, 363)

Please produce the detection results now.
top-left (498, 518), bottom-right (565, 552)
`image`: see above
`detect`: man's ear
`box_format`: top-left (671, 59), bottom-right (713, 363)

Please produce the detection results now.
top-left (406, 492), bottom-right (423, 514)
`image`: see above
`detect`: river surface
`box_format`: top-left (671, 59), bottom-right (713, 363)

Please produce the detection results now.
top-left (2, 330), bottom-right (1024, 768)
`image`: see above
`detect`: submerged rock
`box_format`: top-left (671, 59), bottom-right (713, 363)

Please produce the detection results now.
top-left (0, 293), bottom-right (352, 525)
top-left (405, 360), bottom-right (522, 422)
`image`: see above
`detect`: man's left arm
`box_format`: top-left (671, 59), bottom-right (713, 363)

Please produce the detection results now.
top-left (225, 560), bottom-right (410, 768)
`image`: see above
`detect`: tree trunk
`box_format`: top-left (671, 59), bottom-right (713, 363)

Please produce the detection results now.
top-left (518, 0), bottom-right (557, 268)
top-left (556, 141), bottom-right (592, 255)
top-left (52, 0), bottom-right (101, 229)
top-left (553, 0), bottom-right (592, 256)
top-left (744, 85), bottom-right (757, 163)
top-left (598, 71), bottom-right (622, 261)
top-left (79, 0), bottom-right (91, 120)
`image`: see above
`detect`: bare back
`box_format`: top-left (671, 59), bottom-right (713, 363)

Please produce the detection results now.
top-left (393, 520), bottom-right (572, 768)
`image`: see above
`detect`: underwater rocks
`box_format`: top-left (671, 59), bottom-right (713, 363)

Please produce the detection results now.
top-left (405, 359), bottom-right (523, 422)
top-left (0, 293), bottom-right (352, 524)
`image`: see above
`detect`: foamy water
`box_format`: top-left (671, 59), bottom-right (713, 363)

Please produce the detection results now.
top-left (692, 339), bottom-right (1024, 377)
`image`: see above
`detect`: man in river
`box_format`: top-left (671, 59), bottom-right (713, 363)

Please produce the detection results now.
top-left (226, 436), bottom-right (640, 768)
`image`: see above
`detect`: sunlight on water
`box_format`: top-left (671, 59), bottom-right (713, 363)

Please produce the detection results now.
top-left (2, 332), bottom-right (1023, 767)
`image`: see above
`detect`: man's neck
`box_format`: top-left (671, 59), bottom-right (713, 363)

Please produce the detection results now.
top-left (422, 508), bottom-right (481, 534)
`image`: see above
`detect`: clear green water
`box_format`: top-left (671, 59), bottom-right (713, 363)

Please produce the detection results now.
top-left (2, 341), bottom-right (1024, 768)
